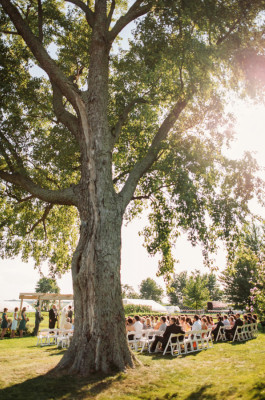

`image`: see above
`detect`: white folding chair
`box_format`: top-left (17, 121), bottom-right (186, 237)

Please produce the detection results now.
top-left (37, 329), bottom-right (50, 346)
top-left (204, 328), bottom-right (214, 349)
top-left (184, 331), bottom-right (200, 353)
top-left (140, 329), bottom-right (156, 353)
top-left (163, 333), bottom-right (187, 356)
top-left (127, 331), bottom-right (142, 351)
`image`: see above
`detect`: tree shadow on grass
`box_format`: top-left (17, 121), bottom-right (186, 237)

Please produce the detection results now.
top-left (250, 382), bottom-right (265, 400)
top-left (0, 371), bottom-right (124, 400)
top-left (184, 384), bottom-right (216, 400)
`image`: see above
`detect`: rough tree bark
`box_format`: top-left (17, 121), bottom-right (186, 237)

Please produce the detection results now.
top-left (57, 3), bottom-right (136, 373)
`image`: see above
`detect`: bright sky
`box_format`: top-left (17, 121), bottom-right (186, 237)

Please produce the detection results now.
top-left (1, 100), bottom-right (265, 300)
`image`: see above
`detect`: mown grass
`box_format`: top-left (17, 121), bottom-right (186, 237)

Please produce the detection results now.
top-left (0, 328), bottom-right (265, 400)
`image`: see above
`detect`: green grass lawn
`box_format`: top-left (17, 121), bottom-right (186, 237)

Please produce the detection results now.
top-left (0, 328), bottom-right (265, 400)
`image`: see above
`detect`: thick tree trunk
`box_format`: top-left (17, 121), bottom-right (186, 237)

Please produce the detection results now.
top-left (56, 7), bottom-right (135, 375)
top-left (56, 196), bottom-right (134, 375)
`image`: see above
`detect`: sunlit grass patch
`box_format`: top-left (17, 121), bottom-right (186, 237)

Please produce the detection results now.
top-left (0, 330), bottom-right (264, 399)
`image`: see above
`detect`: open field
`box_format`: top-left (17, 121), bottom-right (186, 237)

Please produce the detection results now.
top-left (0, 327), bottom-right (265, 400)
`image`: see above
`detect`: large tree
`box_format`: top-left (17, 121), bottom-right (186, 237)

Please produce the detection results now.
top-left (183, 270), bottom-right (210, 310)
top-left (1, 0), bottom-right (265, 375)
top-left (220, 223), bottom-right (264, 308)
top-left (139, 277), bottom-right (163, 302)
top-left (35, 276), bottom-right (60, 309)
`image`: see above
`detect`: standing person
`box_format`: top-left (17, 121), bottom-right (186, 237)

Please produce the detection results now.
top-left (60, 307), bottom-right (67, 329)
top-left (33, 306), bottom-right (42, 336)
top-left (67, 305), bottom-right (73, 323)
top-left (11, 307), bottom-right (19, 338)
top-left (1, 308), bottom-right (8, 339)
top-left (49, 304), bottom-right (58, 329)
top-left (19, 307), bottom-right (28, 338)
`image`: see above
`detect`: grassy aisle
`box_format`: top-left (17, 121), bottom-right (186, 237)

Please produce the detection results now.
top-left (0, 330), bottom-right (265, 400)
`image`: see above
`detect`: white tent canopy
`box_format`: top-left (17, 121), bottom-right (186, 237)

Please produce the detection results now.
top-left (123, 298), bottom-right (168, 312)
top-left (0, 300), bottom-right (35, 312)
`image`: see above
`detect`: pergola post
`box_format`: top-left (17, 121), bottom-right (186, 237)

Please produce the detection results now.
top-left (58, 300), bottom-right (61, 328)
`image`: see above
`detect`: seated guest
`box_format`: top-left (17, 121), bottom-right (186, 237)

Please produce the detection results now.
top-left (223, 315), bottom-right (230, 326)
top-left (186, 317), bottom-right (192, 327)
top-left (225, 313), bottom-right (243, 340)
top-left (192, 315), bottom-right (201, 331)
top-left (143, 317), bottom-right (152, 330)
top-left (206, 316), bottom-right (214, 328)
top-left (212, 316), bottom-right (224, 341)
top-left (180, 316), bottom-right (190, 331)
top-left (126, 317), bottom-right (135, 340)
top-left (229, 315), bottom-right (235, 327)
top-left (150, 317), bottom-right (185, 353)
top-left (133, 315), bottom-right (143, 338)
top-left (156, 316), bottom-right (167, 332)
top-left (201, 317), bottom-right (208, 331)
top-left (243, 314), bottom-right (251, 324)
top-left (247, 313), bottom-right (256, 323)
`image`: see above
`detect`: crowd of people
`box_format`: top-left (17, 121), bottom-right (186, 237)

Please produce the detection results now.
top-left (0, 304), bottom-right (74, 339)
top-left (125, 312), bottom-right (258, 352)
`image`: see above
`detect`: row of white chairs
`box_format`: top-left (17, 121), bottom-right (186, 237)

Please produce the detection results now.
top-left (233, 323), bottom-right (259, 342)
top-left (127, 328), bottom-right (214, 356)
top-left (37, 328), bottom-right (73, 347)
top-left (215, 323), bottom-right (258, 342)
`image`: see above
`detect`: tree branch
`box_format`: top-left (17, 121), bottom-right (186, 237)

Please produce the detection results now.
top-left (108, 0), bottom-right (153, 42)
top-left (107, 0), bottom-right (115, 28)
top-left (111, 98), bottom-right (148, 147)
top-left (118, 98), bottom-right (187, 208)
top-left (37, 0), bottom-right (43, 43)
top-left (52, 83), bottom-right (79, 138)
top-left (0, 29), bottom-right (20, 35)
top-left (65, 0), bottom-right (94, 27)
top-left (113, 169), bottom-right (130, 184)
top-left (26, 203), bottom-right (53, 234)
top-left (0, 170), bottom-right (78, 206)
top-left (0, 0), bottom-right (81, 108)
top-left (216, 18), bottom-right (241, 45)
top-left (0, 132), bottom-right (26, 172)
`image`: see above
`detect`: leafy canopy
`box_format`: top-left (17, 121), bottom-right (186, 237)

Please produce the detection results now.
top-left (1, 0), bottom-right (265, 277)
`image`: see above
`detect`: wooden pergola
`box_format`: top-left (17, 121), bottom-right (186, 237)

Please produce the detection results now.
top-left (19, 292), bottom-right (73, 328)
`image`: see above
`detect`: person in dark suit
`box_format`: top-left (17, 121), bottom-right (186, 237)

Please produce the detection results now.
top-left (212, 316), bottom-right (224, 341)
top-left (150, 317), bottom-right (185, 353)
top-left (225, 313), bottom-right (243, 340)
top-left (49, 304), bottom-right (58, 329)
top-left (33, 306), bottom-right (43, 336)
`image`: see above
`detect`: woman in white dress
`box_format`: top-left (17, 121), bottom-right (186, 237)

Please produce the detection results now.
top-left (59, 308), bottom-right (67, 329)
top-left (11, 307), bottom-right (19, 338)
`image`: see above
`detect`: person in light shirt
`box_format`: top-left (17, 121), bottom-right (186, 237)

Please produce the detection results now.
top-left (223, 315), bottom-right (230, 326)
top-left (191, 315), bottom-right (201, 331)
top-left (133, 315), bottom-right (143, 339)
top-left (156, 316), bottom-right (167, 332)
